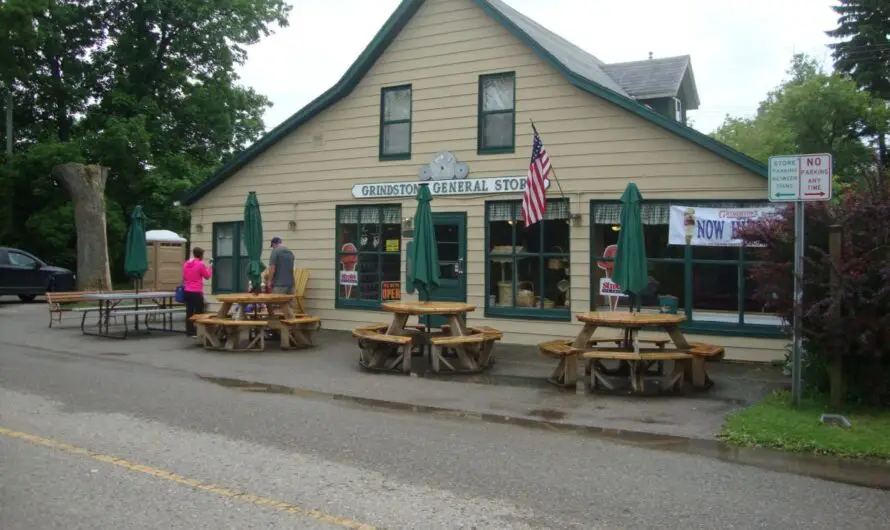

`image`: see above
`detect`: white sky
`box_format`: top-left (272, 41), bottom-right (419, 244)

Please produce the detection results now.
top-left (237, 0), bottom-right (839, 135)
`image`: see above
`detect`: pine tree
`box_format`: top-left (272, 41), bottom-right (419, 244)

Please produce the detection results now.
top-left (826, 0), bottom-right (890, 166)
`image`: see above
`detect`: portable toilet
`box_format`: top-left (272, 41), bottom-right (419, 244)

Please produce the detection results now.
top-left (145, 229), bottom-right (187, 291)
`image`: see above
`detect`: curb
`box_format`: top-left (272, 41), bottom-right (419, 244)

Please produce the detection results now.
top-left (198, 375), bottom-right (890, 492)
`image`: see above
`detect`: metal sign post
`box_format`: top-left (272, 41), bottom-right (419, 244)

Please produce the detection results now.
top-left (768, 153), bottom-right (832, 407)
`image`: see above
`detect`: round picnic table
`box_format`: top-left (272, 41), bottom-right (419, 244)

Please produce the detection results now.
top-left (539, 311), bottom-right (722, 394)
top-left (197, 293), bottom-right (319, 351)
top-left (353, 301), bottom-right (500, 374)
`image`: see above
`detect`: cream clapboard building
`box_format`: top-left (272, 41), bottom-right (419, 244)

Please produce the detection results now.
top-left (182, 0), bottom-right (786, 363)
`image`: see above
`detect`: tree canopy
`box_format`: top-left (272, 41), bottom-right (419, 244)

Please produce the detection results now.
top-left (0, 0), bottom-right (290, 275)
top-left (711, 54), bottom-right (890, 182)
top-left (826, 0), bottom-right (890, 166)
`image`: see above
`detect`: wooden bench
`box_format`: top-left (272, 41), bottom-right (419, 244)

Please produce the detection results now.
top-left (197, 318), bottom-right (268, 351)
top-left (579, 349), bottom-right (694, 393)
top-left (429, 332), bottom-right (497, 373)
top-left (469, 325), bottom-right (504, 340)
top-left (588, 337), bottom-right (671, 349)
top-left (46, 290), bottom-right (99, 327)
top-left (353, 327), bottom-right (415, 373)
top-left (280, 315), bottom-right (322, 348)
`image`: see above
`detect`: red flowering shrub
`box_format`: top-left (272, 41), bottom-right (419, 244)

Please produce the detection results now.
top-left (739, 169), bottom-right (890, 406)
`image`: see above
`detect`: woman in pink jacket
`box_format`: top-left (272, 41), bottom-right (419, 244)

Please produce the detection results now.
top-left (182, 247), bottom-right (212, 337)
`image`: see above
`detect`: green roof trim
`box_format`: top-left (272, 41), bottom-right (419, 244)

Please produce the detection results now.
top-left (183, 0), bottom-right (766, 206)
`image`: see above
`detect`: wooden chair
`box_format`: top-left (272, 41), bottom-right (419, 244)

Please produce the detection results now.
top-left (292, 267), bottom-right (310, 313)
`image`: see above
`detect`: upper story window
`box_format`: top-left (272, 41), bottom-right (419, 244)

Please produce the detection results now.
top-left (478, 72), bottom-right (515, 154)
top-left (673, 97), bottom-right (683, 122)
top-left (380, 85), bottom-right (412, 160)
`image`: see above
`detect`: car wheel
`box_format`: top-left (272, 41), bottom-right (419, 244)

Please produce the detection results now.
top-left (18, 294), bottom-right (37, 303)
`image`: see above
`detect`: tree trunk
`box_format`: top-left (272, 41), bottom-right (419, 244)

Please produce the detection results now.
top-left (51, 163), bottom-right (112, 291)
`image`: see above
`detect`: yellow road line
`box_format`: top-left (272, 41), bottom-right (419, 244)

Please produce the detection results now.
top-left (0, 425), bottom-right (376, 530)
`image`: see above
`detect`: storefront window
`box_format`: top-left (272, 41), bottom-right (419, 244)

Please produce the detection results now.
top-left (590, 200), bottom-right (783, 335)
top-left (336, 205), bottom-right (402, 309)
top-left (486, 199), bottom-right (570, 319)
top-left (212, 222), bottom-right (248, 293)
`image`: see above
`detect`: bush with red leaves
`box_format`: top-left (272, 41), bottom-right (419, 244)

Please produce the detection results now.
top-left (738, 168), bottom-right (890, 406)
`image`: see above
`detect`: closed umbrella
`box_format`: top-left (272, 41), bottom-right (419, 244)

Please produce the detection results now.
top-left (410, 183), bottom-right (440, 300)
top-left (123, 205), bottom-right (149, 326)
top-left (243, 191), bottom-right (266, 294)
top-left (410, 184), bottom-right (441, 343)
top-left (612, 182), bottom-right (648, 313)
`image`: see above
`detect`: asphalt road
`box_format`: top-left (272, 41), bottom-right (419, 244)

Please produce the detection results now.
top-left (1, 340), bottom-right (889, 529)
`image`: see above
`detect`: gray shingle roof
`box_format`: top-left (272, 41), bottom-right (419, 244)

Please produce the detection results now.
top-left (601, 56), bottom-right (697, 105)
top-left (484, 0), bottom-right (631, 97)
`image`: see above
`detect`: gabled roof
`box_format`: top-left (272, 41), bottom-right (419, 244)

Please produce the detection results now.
top-left (602, 55), bottom-right (701, 108)
top-left (182, 0), bottom-right (766, 206)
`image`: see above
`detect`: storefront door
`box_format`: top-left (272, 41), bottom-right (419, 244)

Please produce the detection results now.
top-left (422, 212), bottom-right (467, 327)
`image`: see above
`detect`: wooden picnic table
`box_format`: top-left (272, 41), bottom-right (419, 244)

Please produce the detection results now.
top-left (353, 301), bottom-right (501, 374)
top-left (197, 293), bottom-right (320, 351)
top-left (79, 291), bottom-right (183, 339)
top-left (539, 312), bottom-right (723, 394)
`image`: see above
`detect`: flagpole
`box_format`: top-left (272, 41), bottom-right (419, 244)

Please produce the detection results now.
top-left (529, 119), bottom-right (566, 200)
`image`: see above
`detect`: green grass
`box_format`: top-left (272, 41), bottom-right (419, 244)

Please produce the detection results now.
top-left (721, 391), bottom-right (890, 460)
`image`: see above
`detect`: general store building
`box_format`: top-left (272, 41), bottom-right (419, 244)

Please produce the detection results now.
top-left (182, 0), bottom-right (785, 363)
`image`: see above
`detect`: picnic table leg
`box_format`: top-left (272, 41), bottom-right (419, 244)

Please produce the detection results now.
top-left (664, 325), bottom-right (691, 349)
top-left (386, 314), bottom-right (409, 335)
top-left (570, 323), bottom-right (598, 394)
top-left (216, 302), bottom-right (232, 319)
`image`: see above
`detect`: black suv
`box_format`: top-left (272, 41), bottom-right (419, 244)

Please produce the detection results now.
top-left (0, 247), bottom-right (76, 301)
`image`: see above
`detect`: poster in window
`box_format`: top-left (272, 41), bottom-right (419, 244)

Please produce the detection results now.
top-left (669, 205), bottom-right (776, 247)
top-left (385, 239), bottom-right (399, 252)
top-left (381, 281), bottom-right (401, 301)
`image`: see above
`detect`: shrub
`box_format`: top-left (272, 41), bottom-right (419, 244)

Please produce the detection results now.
top-left (739, 168), bottom-right (890, 407)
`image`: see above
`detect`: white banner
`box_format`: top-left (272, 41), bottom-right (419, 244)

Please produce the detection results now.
top-left (339, 270), bottom-right (358, 287)
top-left (669, 205), bottom-right (776, 247)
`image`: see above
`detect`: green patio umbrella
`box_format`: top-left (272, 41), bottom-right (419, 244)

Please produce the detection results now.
top-left (124, 205), bottom-right (149, 288)
top-left (243, 191), bottom-right (266, 294)
top-left (411, 184), bottom-right (440, 300)
top-left (123, 205), bottom-right (149, 326)
top-left (612, 182), bottom-right (648, 312)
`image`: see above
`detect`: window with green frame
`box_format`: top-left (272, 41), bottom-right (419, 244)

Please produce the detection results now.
top-left (478, 72), bottom-right (515, 154)
top-left (336, 204), bottom-right (402, 309)
top-left (211, 222), bottom-right (248, 293)
top-left (379, 85), bottom-right (411, 160)
top-left (589, 200), bottom-right (783, 337)
top-left (486, 199), bottom-right (570, 319)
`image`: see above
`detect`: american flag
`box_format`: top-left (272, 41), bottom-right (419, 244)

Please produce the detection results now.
top-left (521, 129), bottom-right (551, 226)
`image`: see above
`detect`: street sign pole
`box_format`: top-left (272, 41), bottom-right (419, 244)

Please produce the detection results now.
top-left (768, 153), bottom-right (832, 408)
top-left (791, 200), bottom-right (804, 406)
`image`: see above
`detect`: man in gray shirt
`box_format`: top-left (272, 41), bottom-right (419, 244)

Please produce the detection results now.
top-left (266, 237), bottom-right (295, 298)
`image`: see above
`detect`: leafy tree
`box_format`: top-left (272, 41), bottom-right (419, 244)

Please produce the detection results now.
top-left (827, 0), bottom-right (890, 165)
top-left (0, 0), bottom-right (290, 278)
top-left (711, 54), bottom-right (889, 182)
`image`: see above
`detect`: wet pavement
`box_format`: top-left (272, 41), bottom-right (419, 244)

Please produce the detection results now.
top-left (3, 299), bottom-right (888, 494)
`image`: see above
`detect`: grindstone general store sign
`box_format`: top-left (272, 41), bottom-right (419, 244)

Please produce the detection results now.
top-left (351, 151), bottom-right (549, 199)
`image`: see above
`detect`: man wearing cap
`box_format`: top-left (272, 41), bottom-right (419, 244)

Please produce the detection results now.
top-left (266, 237), bottom-right (296, 305)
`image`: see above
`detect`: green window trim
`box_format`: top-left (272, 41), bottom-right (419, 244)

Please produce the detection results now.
top-left (588, 199), bottom-right (785, 338)
top-left (484, 199), bottom-right (571, 321)
top-left (211, 221), bottom-right (247, 294)
top-left (335, 204), bottom-right (403, 310)
top-left (379, 84), bottom-right (412, 161)
top-left (477, 72), bottom-right (516, 154)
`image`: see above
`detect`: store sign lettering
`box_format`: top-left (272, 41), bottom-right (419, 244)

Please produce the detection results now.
top-left (351, 176), bottom-right (549, 199)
